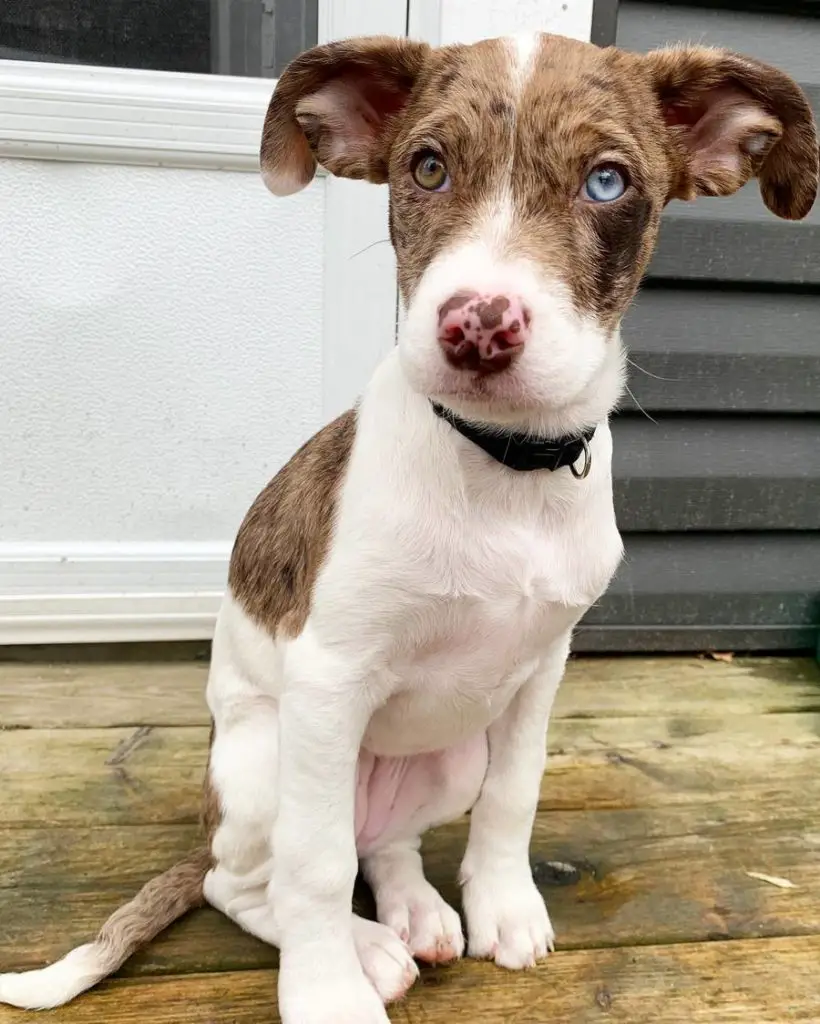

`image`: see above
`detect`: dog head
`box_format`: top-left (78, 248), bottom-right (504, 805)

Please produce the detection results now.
top-left (261, 34), bottom-right (817, 432)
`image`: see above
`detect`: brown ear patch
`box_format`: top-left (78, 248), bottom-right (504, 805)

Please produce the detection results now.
top-left (260, 37), bottom-right (429, 196)
top-left (643, 45), bottom-right (818, 220)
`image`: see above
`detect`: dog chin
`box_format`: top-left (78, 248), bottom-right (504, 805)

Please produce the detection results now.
top-left (400, 341), bottom-right (625, 436)
top-left (406, 362), bottom-right (530, 411)
top-left (407, 371), bottom-right (589, 435)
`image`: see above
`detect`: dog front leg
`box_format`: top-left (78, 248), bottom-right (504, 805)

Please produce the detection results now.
top-left (460, 634), bottom-right (572, 970)
top-left (270, 635), bottom-right (389, 1024)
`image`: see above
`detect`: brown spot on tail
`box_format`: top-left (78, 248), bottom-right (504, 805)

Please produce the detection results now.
top-left (93, 847), bottom-right (210, 976)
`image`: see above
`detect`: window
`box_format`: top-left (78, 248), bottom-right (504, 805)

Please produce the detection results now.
top-left (0, 0), bottom-right (317, 78)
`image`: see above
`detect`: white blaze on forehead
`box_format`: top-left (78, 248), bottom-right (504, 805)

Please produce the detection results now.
top-left (487, 35), bottom-right (541, 252)
top-left (509, 33), bottom-right (540, 92)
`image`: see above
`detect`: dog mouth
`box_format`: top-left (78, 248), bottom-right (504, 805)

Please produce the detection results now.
top-left (428, 368), bottom-right (543, 418)
top-left (431, 361), bottom-right (529, 396)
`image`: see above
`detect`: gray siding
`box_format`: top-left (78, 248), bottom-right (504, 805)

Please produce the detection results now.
top-left (577, 1), bottom-right (820, 652)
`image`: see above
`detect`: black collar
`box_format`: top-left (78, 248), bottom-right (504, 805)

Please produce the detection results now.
top-left (431, 402), bottom-right (596, 476)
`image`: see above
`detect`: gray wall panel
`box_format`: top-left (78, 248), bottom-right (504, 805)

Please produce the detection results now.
top-left (589, 0), bottom-right (820, 652)
top-left (574, 624), bottom-right (818, 651)
top-left (577, 533), bottom-right (820, 651)
top-left (623, 291), bottom-right (820, 413)
top-left (612, 418), bottom-right (820, 530)
top-left (617, 2), bottom-right (820, 82)
top-left (649, 219), bottom-right (820, 285)
top-left (619, 2), bottom-right (820, 286)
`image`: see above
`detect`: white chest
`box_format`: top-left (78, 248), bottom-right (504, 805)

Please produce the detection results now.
top-left (358, 524), bottom-right (615, 756)
top-left (312, 372), bottom-right (623, 757)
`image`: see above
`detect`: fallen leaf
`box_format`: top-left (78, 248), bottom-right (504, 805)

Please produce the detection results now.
top-left (746, 871), bottom-right (797, 889)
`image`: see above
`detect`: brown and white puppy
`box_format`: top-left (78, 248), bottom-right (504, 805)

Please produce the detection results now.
top-left (1, 32), bottom-right (815, 1024)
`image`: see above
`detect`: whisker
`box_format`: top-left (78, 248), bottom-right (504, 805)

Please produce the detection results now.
top-left (624, 383), bottom-right (658, 425)
top-left (350, 238), bottom-right (392, 260)
top-left (627, 357), bottom-right (681, 382)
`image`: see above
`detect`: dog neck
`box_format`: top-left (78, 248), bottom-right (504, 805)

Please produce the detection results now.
top-left (355, 350), bottom-right (617, 510)
top-left (429, 402), bottom-right (596, 477)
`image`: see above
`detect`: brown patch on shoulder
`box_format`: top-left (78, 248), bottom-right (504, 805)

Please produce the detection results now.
top-left (228, 408), bottom-right (357, 639)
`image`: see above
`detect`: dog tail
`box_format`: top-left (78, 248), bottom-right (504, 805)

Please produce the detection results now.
top-left (0, 847), bottom-right (211, 1010)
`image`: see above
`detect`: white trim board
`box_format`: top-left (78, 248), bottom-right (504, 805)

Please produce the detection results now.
top-left (408, 0), bottom-right (444, 45)
top-left (317, 0), bottom-right (407, 421)
top-left (435, 0), bottom-right (595, 45)
top-left (0, 59), bottom-right (279, 171)
top-left (0, 543), bottom-right (228, 645)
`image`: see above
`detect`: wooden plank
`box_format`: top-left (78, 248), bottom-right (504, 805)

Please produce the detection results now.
top-left (2, 936), bottom-right (820, 1024)
top-left (543, 711), bottom-right (820, 811)
top-left (424, 803), bottom-right (820, 952)
top-left (0, 727), bottom-right (205, 826)
top-left (2, 656), bottom-right (818, 729)
top-left (559, 657), bottom-right (820, 718)
top-left (3, 700), bottom-right (820, 825)
top-left (0, 825), bottom-right (202, 891)
top-left (2, 787), bottom-right (819, 974)
top-left (0, 660), bottom-right (209, 728)
top-left (0, 894), bottom-right (274, 979)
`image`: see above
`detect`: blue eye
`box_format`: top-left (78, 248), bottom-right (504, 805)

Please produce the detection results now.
top-left (583, 164), bottom-right (627, 202)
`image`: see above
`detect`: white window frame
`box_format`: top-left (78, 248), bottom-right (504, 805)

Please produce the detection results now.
top-left (0, 0), bottom-right (407, 423)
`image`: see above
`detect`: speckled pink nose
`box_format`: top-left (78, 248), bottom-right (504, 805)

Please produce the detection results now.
top-left (437, 291), bottom-right (531, 373)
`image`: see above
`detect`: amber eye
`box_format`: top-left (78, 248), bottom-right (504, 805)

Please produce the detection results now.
top-left (411, 151), bottom-right (450, 192)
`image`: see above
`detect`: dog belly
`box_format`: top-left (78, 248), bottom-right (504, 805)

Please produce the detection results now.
top-left (209, 724), bottom-right (488, 887)
top-left (355, 732), bottom-right (488, 856)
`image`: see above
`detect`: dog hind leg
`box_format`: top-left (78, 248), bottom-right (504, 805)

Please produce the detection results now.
top-left (359, 732), bottom-right (489, 965)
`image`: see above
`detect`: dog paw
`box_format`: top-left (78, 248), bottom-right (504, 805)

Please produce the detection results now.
top-left (462, 871), bottom-right (555, 970)
top-left (378, 880), bottom-right (465, 965)
top-left (279, 971), bottom-right (391, 1024)
top-left (352, 916), bottom-right (420, 1003)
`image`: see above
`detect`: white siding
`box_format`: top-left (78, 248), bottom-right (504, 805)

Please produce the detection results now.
top-left (0, 158), bottom-right (324, 545)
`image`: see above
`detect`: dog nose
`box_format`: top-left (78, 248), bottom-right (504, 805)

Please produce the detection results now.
top-left (437, 292), bottom-right (530, 372)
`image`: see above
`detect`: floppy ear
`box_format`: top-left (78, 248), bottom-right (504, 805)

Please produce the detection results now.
top-left (642, 45), bottom-right (818, 219)
top-left (260, 36), bottom-right (430, 196)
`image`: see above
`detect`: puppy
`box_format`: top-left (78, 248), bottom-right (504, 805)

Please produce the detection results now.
top-left (1, 31), bottom-right (816, 1024)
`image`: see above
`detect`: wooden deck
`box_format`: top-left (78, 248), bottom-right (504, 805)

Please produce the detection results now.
top-left (1, 651), bottom-right (819, 1022)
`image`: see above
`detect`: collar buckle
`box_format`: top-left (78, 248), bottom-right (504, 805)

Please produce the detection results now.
top-left (568, 436), bottom-right (593, 479)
